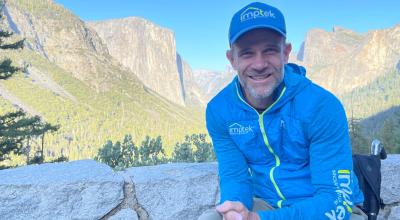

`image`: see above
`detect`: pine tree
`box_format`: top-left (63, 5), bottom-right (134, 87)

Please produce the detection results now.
top-left (139, 136), bottom-right (167, 166)
top-left (172, 137), bottom-right (194, 163)
top-left (0, 1), bottom-right (24, 80)
top-left (172, 134), bottom-right (215, 163)
top-left (119, 134), bottom-right (139, 168)
top-left (94, 140), bottom-right (119, 168)
top-left (192, 133), bottom-right (215, 162)
top-left (0, 3), bottom-right (59, 164)
top-left (0, 110), bottom-right (59, 162)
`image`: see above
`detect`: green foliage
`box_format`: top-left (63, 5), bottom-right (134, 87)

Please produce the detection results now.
top-left (172, 138), bottom-right (194, 163)
top-left (172, 134), bottom-right (215, 163)
top-left (348, 117), bottom-right (369, 154)
top-left (0, 4), bottom-right (24, 80)
top-left (341, 70), bottom-right (400, 119)
top-left (342, 69), bottom-right (400, 154)
top-left (95, 134), bottom-right (215, 170)
top-left (27, 152), bottom-right (44, 165)
top-left (0, 109), bottom-right (60, 162)
top-left (120, 135), bottom-right (139, 167)
top-left (379, 110), bottom-right (400, 153)
top-left (192, 133), bottom-right (215, 162)
top-left (138, 136), bottom-right (167, 166)
top-left (0, 16), bottom-right (59, 164)
top-left (0, 48), bottom-right (205, 165)
top-left (95, 134), bottom-right (140, 170)
top-left (95, 140), bottom-right (123, 169)
top-left (48, 155), bottom-right (69, 163)
top-left (0, 59), bottom-right (20, 80)
top-left (0, 1), bottom-right (205, 165)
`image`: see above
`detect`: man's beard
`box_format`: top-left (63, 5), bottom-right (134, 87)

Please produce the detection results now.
top-left (239, 66), bottom-right (284, 100)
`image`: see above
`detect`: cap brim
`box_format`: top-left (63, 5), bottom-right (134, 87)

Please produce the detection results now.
top-left (230, 24), bottom-right (286, 45)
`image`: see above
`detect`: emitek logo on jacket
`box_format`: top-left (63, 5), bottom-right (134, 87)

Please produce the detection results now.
top-left (229, 123), bottom-right (254, 135)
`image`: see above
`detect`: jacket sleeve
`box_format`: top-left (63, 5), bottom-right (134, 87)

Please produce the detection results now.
top-left (259, 95), bottom-right (361, 220)
top-left (206, 103), bottom-right (254, 210)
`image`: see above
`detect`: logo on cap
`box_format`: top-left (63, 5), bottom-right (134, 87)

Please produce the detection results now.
top-left (240, 7), bottom-right (276, 22)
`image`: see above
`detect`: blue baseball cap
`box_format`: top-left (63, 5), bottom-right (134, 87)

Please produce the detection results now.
top-left (229, 2), bottom-right (286, 45)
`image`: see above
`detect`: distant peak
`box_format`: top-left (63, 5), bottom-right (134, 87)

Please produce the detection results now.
top-left (332, 26), bottom-right (361, 36)
top-left (332, 26), bottom-right (348, 32)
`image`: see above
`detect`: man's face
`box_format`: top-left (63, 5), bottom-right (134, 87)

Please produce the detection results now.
top-left (227, 29), bottom-right (291, 107)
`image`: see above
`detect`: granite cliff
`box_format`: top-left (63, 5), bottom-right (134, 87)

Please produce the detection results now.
top-left (89, 18), bottom-right (185, 105)
top-left (293, 25), bottom-right (400, 96)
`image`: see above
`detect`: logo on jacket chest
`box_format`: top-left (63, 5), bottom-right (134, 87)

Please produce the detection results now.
top-left (229, 123), bottom-right (255, 135)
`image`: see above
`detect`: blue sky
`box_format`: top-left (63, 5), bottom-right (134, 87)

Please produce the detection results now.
top-left (55, 0), bottom-right (400, 71)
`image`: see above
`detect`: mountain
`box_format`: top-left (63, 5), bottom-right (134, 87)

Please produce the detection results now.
top-left (88, 18), bottom-right (185, 106)
top-left (176, 53), bottom-right (207, 107)
top-left (0, 0), bottom-right (205, 165)
top-left (192, 68), bottom-right (236, 103)
top-left (292, 25), bottom-right (400, 96)
top-left (88, 18), bottom-right (233, 108)
top-left (290, 25), bottom-right (400, 152)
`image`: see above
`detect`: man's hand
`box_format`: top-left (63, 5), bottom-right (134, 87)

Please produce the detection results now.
top-left (216, 201), bottom-right (260, 220)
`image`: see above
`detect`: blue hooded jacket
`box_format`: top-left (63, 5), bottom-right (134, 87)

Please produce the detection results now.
top-left (206, 64), bottom-right (364, 220)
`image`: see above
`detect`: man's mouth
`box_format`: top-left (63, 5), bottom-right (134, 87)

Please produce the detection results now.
top-left (249, 73), bottom-right (272, 81)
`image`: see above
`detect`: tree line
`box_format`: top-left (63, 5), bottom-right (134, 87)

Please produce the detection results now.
top-left (94, 133), bottom-right (216, 170)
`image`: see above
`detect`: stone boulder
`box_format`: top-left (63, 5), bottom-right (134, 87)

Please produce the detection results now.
top-left (124, 162), bottom-right (218, 220)
top-left (1, 156), bottom-right (400, 219)
top-left (0, 160), bottom-right (124, 220)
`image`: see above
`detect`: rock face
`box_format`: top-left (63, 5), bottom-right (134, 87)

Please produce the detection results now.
top-left (381, 155), bottom-right (400, 204)
top-left (292, 25), bottom-right (400, 96)
top-left (192, 68), bottom-right (236, 103)
top-left (0, 0), bottom-right (206, 155)
top-left (125, 163), bottom-right (218, 220)
top-left (88, 17), bottom-right (237, 107)
top-left (1, 156), bottom-right (400, 220)
top-left (2, 0), bottom-right (235, 107)
top-left (3, 0), bottom-right (122, 91)
top-left (176, 53), bottom-right (206, 106)
top-left (89, 18), bottom-right (185, 105)
top-left (0, 160), bottom-right (124, 220)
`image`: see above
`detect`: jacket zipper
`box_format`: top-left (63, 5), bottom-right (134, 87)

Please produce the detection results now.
top-left (235, 83), bottom-right (287, 207)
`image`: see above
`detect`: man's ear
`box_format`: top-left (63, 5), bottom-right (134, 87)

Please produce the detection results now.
top-left (283, 43), bottom-right (292, 64)
top-left (226, 49), bottom-right (237, 70)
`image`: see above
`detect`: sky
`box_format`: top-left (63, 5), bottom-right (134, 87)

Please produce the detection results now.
top-left (54, 0), bottom-right (400, 72)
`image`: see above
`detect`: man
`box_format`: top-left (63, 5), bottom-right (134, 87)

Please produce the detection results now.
top-left (200, 2), bottom-right (365, 220)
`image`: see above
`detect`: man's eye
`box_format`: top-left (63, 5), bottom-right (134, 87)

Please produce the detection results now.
top-left (240, 52), bottom-right (252, 57)
top-left (264, 48), bottom-right (279, 54)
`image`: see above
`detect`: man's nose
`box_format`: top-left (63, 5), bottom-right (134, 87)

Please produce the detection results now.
top-left (251, 53), bottom-right (268, 72)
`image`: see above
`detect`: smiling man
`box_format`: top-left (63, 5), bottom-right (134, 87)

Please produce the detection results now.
top-left (199, 2), bottom-right (365, 220)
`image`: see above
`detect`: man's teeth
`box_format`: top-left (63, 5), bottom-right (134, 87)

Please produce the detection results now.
top-left (251, 74), bottom-right (270, 80)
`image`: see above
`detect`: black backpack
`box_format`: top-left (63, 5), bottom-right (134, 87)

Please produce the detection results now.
top-left (352, 141), bottom-right (387, 220)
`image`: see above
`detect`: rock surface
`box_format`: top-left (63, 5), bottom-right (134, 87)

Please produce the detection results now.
top-left (292, 25), bottom-right (400, 96)
top-left (89, 18), bottom-right (185, 106)
top-left (109, 209), bottom-right (138, 220)
top-left (125, 162), bottom-right (219, 220)
top-left (1, 156), bottom-right (399, 220)
top-left (388, 206), bottom-right (400, 220)
top-left (3, 0), bottom-right (118, 91)
top-left (0, 160), bottom-right (124, 220)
